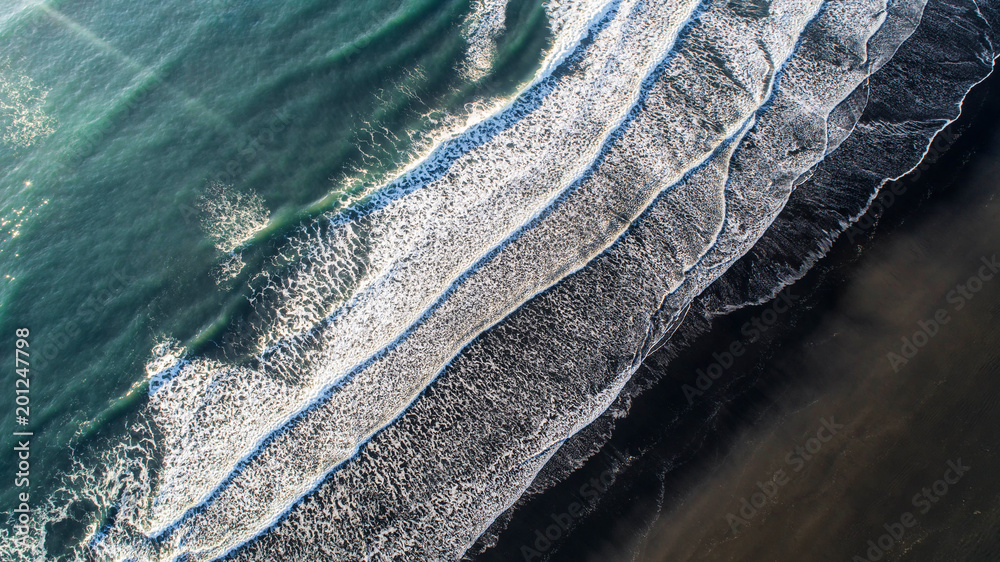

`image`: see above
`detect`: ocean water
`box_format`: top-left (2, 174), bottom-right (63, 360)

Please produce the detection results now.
top-left (0, 0), bottom-right (997, 560)
top-left (473, 60), bottom-right (1000, 562)
top-left (0, 0), bottom-right (549, 558)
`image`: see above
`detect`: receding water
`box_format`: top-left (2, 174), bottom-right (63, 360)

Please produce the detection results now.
top-left (0, 0), bottom-right (997, 560)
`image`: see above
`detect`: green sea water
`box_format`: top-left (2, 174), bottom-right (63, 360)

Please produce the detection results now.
top-left (0, 0), bottom-right (549, 555)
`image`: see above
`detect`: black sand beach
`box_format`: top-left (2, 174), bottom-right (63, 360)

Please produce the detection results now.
top-left (475, 57), bottom-right (1000, 562)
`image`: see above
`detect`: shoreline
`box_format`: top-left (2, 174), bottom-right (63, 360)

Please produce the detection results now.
top-left (473, 47), bottom-right (1000, 562)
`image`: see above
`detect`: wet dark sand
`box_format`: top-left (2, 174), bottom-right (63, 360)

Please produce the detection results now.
top-left (475, 60), bottom-right (1000, 562)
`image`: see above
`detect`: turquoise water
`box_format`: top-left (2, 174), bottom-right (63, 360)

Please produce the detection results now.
top-left (0, 0), bottom-right (548, 557)
top-left (2, 0), bottom-right (996, 560)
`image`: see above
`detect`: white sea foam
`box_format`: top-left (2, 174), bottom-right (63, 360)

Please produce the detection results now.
top-left (0, 63), bottom-right (56, 149)
top-left (461, 0), bottom-right (509, 81)
top-left (198, 182), bottom-right (269, 254)
top-left (219, 0), bottom-right (936, 559)
top-left (82, 0), bottom-right (1000, 560)
top-left (141, 0), bottom-right (707, 546)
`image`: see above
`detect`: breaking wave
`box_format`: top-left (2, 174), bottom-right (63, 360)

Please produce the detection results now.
top-left (21, 0), bottom-right (995, 560)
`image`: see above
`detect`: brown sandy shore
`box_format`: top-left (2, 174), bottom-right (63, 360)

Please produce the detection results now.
top-left (473, 53), bottom-right (1000, 562)
top-left (598, 76), bottom-right (1000, 561)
